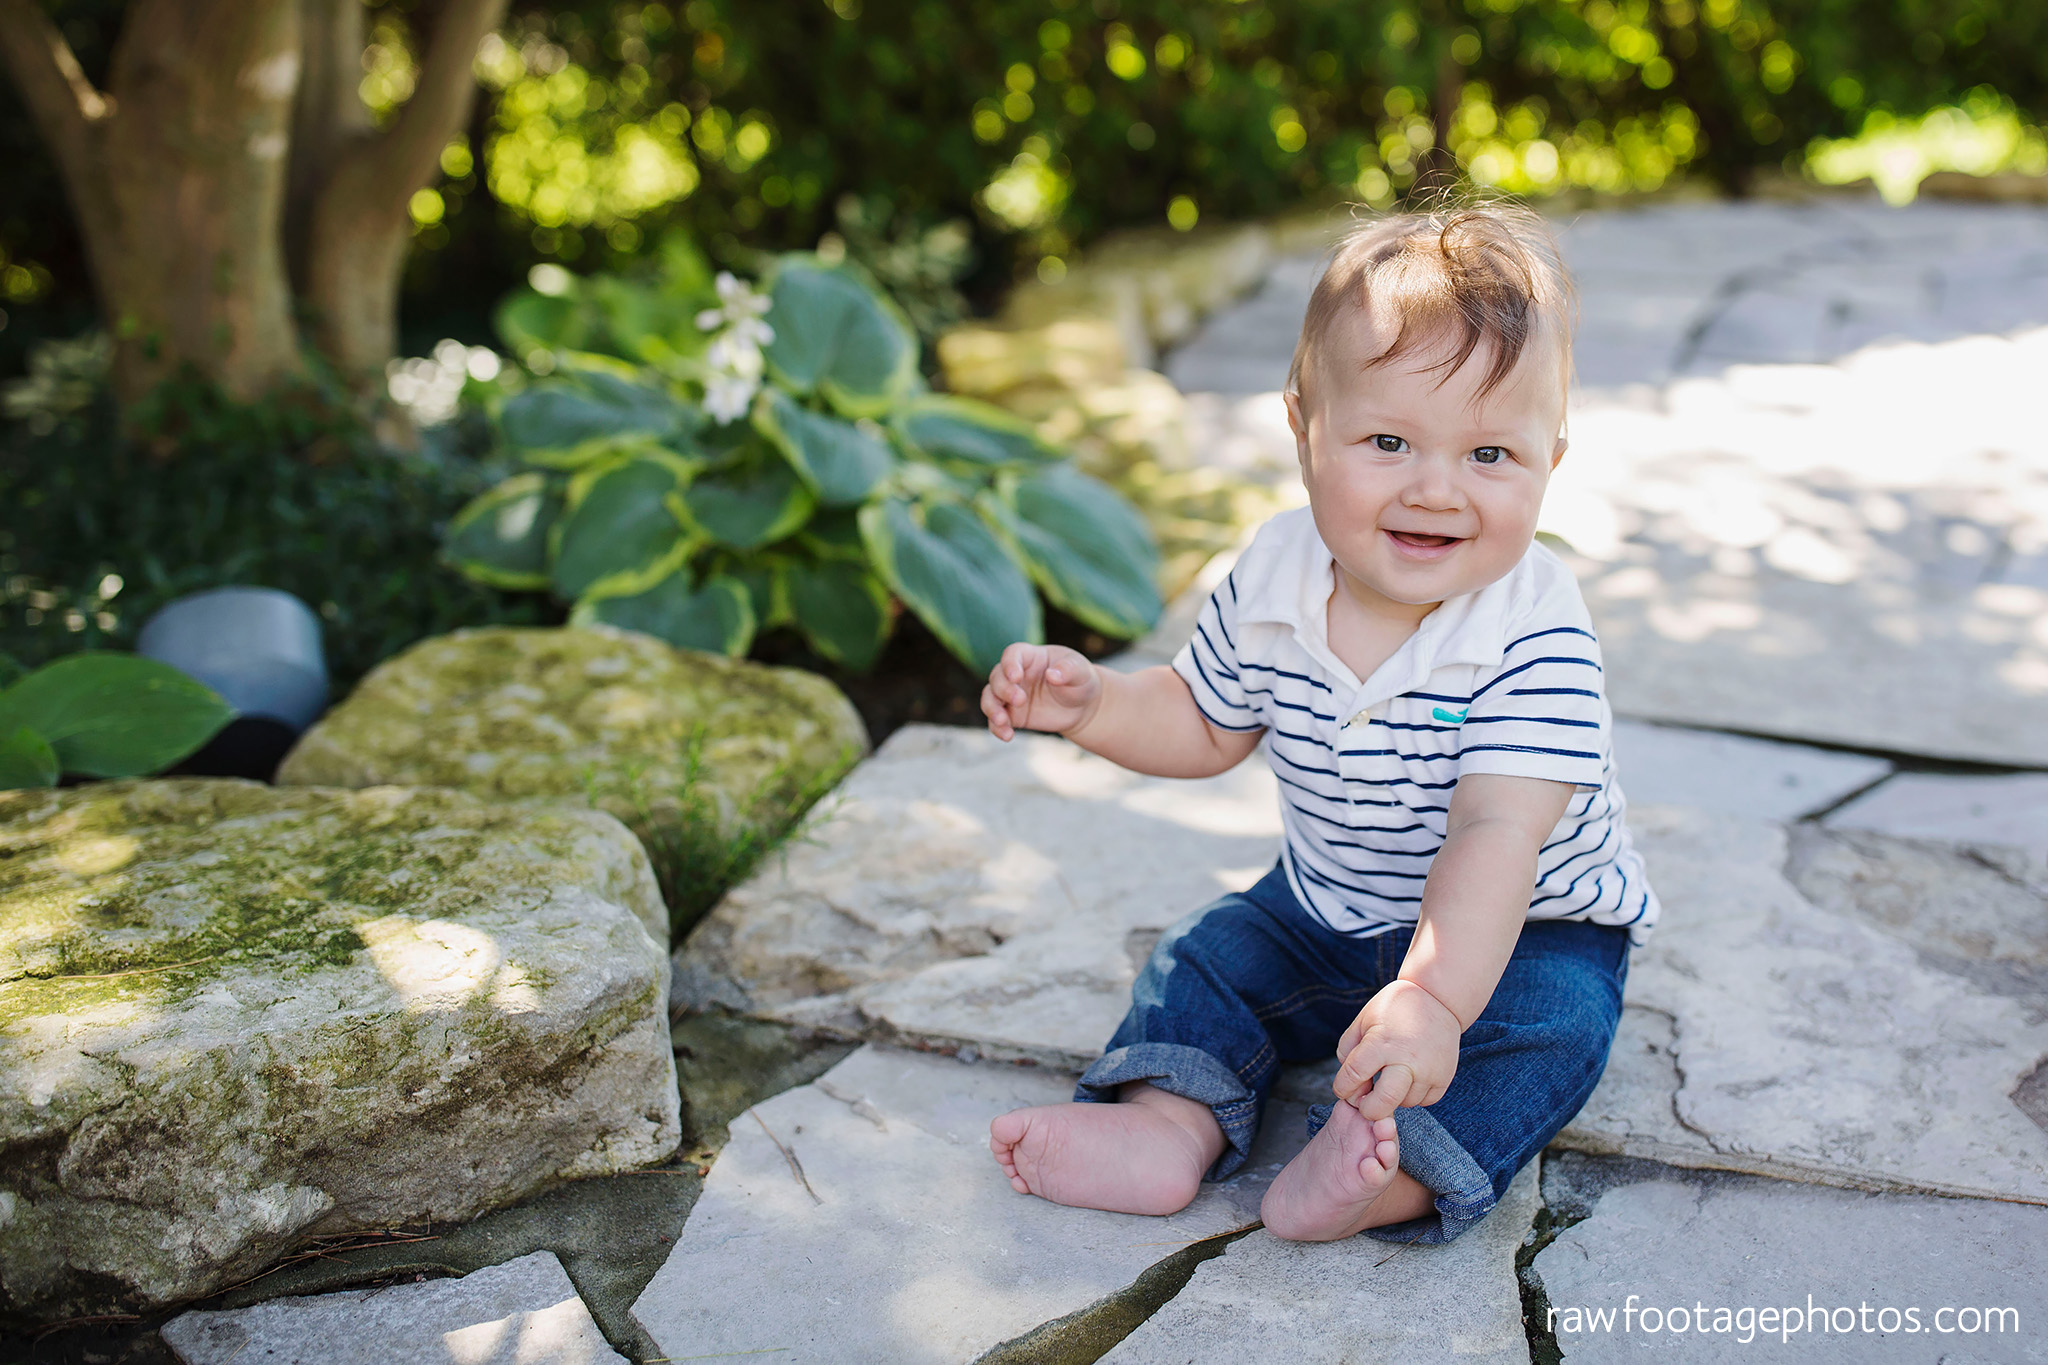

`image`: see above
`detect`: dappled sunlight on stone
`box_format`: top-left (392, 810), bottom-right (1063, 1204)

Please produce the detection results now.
top-left (359, 917), bottom-right (503, 1009)
top-left (51, 834), bottom-right (139, 878)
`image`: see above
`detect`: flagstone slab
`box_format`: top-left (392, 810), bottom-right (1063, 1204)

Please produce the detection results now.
top-left (1610, 720), bottom-right (1890, 821)
top-left (673, 724), bottom-right (1285, 1067)
top-left (1530, 1157), bottom-right (2048, 1364)
top-left (1555, 805), bottom-right (2048, 1203)
top-left (1824, 773), bottom-right (2048, 868)
top-left (629, 1045), bottom-right (1287, 1365)
top-left (1101, 1164), bottom-right (1538, 1365)
top-left (161, 1251), bottom-right (622, 1365)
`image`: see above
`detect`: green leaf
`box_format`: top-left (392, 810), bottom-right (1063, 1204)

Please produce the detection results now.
top-left (723, 559), bottom-right (789, 628)
top-left (0, 653), bottom-right (232, 779)
top-left (987, 465), bottom-right (1163, 638)
top-left (859, 496), bottom-right (1040, 675)
top-left (895, 394), bottom-right (1059, 469)
top-left (495, 288), bottom-right (596, 356)
top-left (754, 389), bottom-right (896, 507)
top-left (553, 455), bottom-right (693, 599)
top-left (763, 257), bottom-right (918, 417)
top-left (786, 558), bottom-right (892, 671)
top-left (799, 507), bottom-right (867, 562)
top-left (500, 374), bottom-right (696, 468)
top-left (444, 472), bottom-right (562, 590)
top-left (677, 456), bottom-right (816, 551)
top-left (574, 571), bottom-right (756, 657)
top-left (0, 724), bottom-right (58, 789)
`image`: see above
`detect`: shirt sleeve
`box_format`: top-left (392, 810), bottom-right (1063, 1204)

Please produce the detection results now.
top-left (1170, 571), bottom-right (1265, 732)
top-left (1457, 614), bottom-right (1609, 790)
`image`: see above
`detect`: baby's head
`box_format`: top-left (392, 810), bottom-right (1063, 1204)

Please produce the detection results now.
top-left (1283, 203), bottom-right (1576, 613)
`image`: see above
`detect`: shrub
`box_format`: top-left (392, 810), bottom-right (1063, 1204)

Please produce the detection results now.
top-left (446, 245), bottom-right (1162, 675)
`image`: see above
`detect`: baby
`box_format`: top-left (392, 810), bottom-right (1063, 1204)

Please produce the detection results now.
top-left (980, 204), bottom-right (1656, 1245)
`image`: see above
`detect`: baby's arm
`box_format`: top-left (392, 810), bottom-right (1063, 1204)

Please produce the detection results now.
top-left (1333, 773), bottom-right (1576, 1118)
top-left (980, 642), bottom-right (1263, 778)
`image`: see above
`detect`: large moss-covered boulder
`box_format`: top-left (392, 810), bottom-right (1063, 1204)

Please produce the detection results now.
top-left (277, 627), bottom-right (869, 927)
top-left (0, 779), bottom-right (679, 1318)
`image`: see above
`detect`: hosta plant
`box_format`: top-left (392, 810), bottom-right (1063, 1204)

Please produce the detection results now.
top-left (446, 249), bottom-right (1161, 673)
top-left (0, 652), bottom-right (233, 789)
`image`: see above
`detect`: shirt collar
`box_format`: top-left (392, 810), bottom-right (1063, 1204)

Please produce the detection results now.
top-left (1232, 506), bottom-right (1526, 679)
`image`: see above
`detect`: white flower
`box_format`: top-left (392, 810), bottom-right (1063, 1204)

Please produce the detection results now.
top-left (706, 333), bottom-right (765, 381)
top-left (704, 372), bottom-right (758, 424)
top-left (695, 270), bottom-right (774, 332)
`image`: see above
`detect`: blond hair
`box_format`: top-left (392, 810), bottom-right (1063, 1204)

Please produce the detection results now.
top-left (1287, 200), bottom-right (1575, 404)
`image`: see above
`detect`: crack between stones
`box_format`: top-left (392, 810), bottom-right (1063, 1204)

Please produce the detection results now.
top-left (1517, 1154), bottom-right (1590, 1365)
top-left (968, 1224), bottom-right (1259, 1365)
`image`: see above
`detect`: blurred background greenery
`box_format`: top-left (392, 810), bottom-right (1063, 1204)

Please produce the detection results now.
top-left (6, 0), bottom-right (2046, 372)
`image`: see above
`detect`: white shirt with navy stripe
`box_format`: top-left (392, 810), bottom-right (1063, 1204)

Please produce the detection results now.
top-left (1173, 506), bottom-right (1659, 945)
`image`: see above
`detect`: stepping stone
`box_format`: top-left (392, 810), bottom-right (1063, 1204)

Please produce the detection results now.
top-left (1102, 1164), bottom-right (1539, 1364)
top-left (675, 724), bottom-right (1285, 1067)
top-left (161, 1250), bottom-right (622, 1364)
top-left (0, 780), bottom-right (678, 1316)
top-left (1557, 804), bottom-right (2048, 1203)
top-left (1530, 1157), bottom-right (2048, 1363)
top-left (1611, 720), bottom-right (1890, 821)
top-left (1824, 772), bottom-right (2048, 866)
top-left (630, 1045), bottom-right (1288, 1365)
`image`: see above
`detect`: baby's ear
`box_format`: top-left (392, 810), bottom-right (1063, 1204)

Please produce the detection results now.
top-left (1284, 390), bottom-right (1312, 462)
top-left (1550, 431), bottom-right (1568, 471)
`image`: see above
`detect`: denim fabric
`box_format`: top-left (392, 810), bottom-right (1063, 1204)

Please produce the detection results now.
top-left (1074, 862), bottom-right (1630, 1244)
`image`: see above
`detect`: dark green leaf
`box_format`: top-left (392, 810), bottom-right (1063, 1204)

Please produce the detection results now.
top-left (754, 389), bottom-right (896, 506)
top-left (576, 571), bottom-right (756, 657)
top-left (500, 375), bottom-right (696, 468)
top-left (989, 464), bottom-right (1162, 638)
top-left (443, 472), bottom-right (561, 590)
top-left (0, 724), bottom-right (57, 789)
top-left (859, 496), bottom-right (1040, 674)
top-left (678, 457), bottom-right (816, 550)
top-left (552, 456), bottom-right (692, 599)
top-left (799, 507), bottom-right (867, 561)
top-left (763, 257), bottom-right (918, 417)
top-left (0, 654), bottom-right (232, 779)
top-left (895, 394), bottom-right (1059, 468)
top-left (495, 289), bottom-right (595, 356)
top-left (786, 559), bottom-right (892, 671)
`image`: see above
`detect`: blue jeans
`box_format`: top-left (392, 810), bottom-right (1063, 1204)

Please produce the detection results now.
top-left (1075, 863), bottom-right (1629, 1244)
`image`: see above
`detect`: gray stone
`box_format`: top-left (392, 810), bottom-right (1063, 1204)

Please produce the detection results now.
top-left (630, 1045), bottom-right (1281, 1365)
top-left (161, 1251), bottom-right (623, 1365)
top-left (278, 625), bottom-right (869, 875)
top-left (1555, 804), bottom-right (2048, 1202)
top-left (1531, 1161), bottom-right (2048, 1363)
top-left (675, 724), bottom-right (1284, 1068)
top-left (1101, 1164), bottom-right (1539, 1365)
top-left (1611, 720), bottom-right (1891, 821)
top-left (1825, 773), bottom-right (2048, 867)
top-left (0, 780), bottom-right (679, 1316)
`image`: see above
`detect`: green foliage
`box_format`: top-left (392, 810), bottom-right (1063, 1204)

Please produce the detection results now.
top-left (0, 365), bottom-right (554, 695)
top-left (594, 728), bottom-right (855, 938)
top-left (0, 652), bottom-right (232, 787)
top-left (448, 252), bottom-right (1160, 675)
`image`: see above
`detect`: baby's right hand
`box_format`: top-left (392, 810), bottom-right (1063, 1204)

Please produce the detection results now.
top-left (981, 642), bottom-right (1102, 741)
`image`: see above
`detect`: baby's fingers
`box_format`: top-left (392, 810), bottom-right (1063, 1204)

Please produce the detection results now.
top-left (980, 685), bottom-right (1014, 741)
top-left (1352, 1062), bottom-right (1415, 1121)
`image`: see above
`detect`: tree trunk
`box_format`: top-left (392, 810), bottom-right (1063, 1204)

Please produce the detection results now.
top-left (300, 0), bottom-right (508, 390)
top-left (0, 0), bottom-right (305, 404)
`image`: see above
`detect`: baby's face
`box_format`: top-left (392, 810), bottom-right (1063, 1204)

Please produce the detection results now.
top-left (1286, 302), bottom-right (1567, 614)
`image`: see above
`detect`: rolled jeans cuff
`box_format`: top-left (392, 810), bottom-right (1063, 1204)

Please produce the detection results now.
top-left (1075, 1042), bottom-right (1259, 1181)
top-left (1305, 1101), bottom-right (1498, 1244)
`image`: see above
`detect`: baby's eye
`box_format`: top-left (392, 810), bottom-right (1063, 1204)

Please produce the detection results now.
top-left (1471, 446), bottom-right (1508, 465)
top-left (1372, 434), bottom-right (1407, 453)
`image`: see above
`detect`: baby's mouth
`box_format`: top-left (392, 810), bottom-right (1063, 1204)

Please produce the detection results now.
top-left (1386, 530), bottom-right (1463, 550)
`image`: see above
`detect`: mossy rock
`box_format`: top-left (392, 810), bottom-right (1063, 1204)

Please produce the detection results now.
top-left (277, 625), bottom-right (869, 868)
top-left (0, 779), bottom-right (678, 1318)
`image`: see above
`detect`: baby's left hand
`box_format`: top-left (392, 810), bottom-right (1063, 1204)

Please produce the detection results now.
top-left (1332, 980), bottom-right (1462, 1121)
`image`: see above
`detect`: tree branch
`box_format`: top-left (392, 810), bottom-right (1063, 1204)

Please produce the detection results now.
top-left (0, 0), bottom-right (111, 201)
top-left (342, 0), bottom-right (507, 211)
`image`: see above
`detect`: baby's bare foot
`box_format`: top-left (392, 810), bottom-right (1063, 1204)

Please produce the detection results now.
top-left (1260, 1099), bottom-right (1402, 1241)
top-left (989, 1093), bottom-right (1219, 1216)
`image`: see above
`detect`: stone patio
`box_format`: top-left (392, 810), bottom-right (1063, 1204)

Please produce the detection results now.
top-left (123, 192), bottom-right (2048, 1364)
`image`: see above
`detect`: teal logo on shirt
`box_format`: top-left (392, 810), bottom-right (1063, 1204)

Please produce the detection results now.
top-left (1433, 706), bottom-right (1469, 725)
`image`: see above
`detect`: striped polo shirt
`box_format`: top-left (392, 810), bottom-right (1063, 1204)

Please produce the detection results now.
top-left (1174, 506), bottom-right (1658, 944)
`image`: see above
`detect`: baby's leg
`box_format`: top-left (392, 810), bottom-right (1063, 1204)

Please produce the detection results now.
top-left (990, 1081), bottom-right (1227, 1216)
top-left (1260, 1099), bottom-right (1433, 1240)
